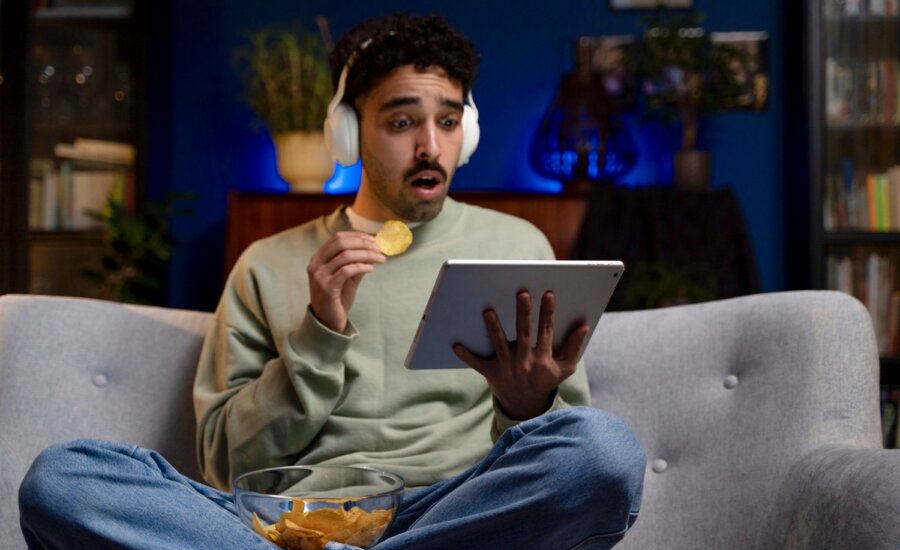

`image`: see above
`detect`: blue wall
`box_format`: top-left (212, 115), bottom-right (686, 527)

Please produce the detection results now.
top-left (157, 1), bottom-right (784, 311)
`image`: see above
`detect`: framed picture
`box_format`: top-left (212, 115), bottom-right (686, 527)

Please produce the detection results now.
top-left (578, 35), bottom-right (638, 107)
top-left (710, 31), bottom-right (770, 111)
top-left (609, 0), bottom-right (693, 9)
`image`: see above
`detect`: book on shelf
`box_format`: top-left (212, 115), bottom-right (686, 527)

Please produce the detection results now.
top-left (28, 158), bottom-right (54, 230)
top-left (823, 160), bottom-right (900, 231)
top-left (29, 138), bottom-right (136, 231)
top-left (828, 250), bottom-right (899, 355)
top-left (826, 57), bottom-right (900, 125)
top-left (53, 138), bottom-right (135, 167)
top-left (69, 170), bottom-right (124, 229)
top-left (829, 0), bottom-right (899, 16)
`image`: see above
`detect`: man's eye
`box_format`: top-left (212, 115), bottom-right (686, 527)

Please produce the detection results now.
top-left (391, 119), bottom-right (411, 129)
top-left (441, 118), bottom-right (460, 128)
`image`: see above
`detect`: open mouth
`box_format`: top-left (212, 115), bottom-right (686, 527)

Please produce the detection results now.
top-left (404, 164), bottom-right (447, 198)
top-left (411, 175), bottom-right (440, 190)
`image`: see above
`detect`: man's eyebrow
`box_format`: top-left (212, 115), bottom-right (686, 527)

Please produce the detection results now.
top-left (379, 97), bottom-right (420, 112)
top-left (442, 98), bottom-right (465, 112)
top-left (378, 97), bottom-right (465, 113)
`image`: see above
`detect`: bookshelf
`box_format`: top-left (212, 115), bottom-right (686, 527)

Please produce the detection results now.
top-left (806, 1), bottom-right (900, 396)
top-left (0, 1), bottom-right (144, 298)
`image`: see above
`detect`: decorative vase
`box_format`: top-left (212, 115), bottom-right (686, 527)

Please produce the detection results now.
top-left (272, 131), bottom-right (334, 193)
top-left (529, 39), bottom-right (638, 187)
top-left (673, 149), bottom-right (711, 190)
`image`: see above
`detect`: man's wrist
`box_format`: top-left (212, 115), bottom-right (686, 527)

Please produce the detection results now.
top-left (287, 307), bottom-right (358, 365)
top-left (495, 390), bottom-right (557, 421)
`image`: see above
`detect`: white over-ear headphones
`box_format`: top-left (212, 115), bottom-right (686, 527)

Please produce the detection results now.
top-left (323, 40), bottom-right (480, 167)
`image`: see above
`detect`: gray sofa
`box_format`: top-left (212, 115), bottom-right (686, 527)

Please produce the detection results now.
top-left (1, 291), bottom-right (899, 549)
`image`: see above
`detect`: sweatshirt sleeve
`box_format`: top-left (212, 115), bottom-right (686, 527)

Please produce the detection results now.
top-left (193, 249), bottom-right (353, 490)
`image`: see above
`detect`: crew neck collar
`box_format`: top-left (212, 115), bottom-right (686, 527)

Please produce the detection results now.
top-left (344, 207), bottom-right (422, 234)
top-left (325, 198), bottom-right (463, 247)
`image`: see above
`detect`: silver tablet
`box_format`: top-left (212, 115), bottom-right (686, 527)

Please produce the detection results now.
top-left (404, 260), bottom-right (624, 370)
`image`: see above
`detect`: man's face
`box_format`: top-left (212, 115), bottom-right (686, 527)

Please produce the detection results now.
top-left (353, 65), bottom-right (465, 222)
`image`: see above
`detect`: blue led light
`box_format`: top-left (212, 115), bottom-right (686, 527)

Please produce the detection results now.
top-left (323, 161), bottom-right (362, 194)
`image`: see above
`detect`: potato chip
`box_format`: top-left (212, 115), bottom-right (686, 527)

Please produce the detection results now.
top-left (251, 512), bottom-right (270, 538)
top-left (303, 507), bottom-right (347, 534)
top-left (248, 498), bottom-right (395, 550)
top-left (375, 220), bottom-right (413, 256)
top-left (282, 519), bottom-right (323, 537)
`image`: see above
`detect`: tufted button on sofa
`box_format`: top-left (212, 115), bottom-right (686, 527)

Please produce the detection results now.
top-left (1, 291), bottom-right (899, 549)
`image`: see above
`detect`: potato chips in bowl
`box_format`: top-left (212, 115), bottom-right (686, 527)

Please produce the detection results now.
top-left (233, 465), bottom-right (404, 550)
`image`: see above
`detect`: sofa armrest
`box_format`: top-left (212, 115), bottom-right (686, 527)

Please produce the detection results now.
top-left (765, 444), bottom-right (900, 549)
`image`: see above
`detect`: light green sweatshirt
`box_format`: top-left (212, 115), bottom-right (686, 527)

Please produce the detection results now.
top-left (193, 198), bottom-right (591, 490)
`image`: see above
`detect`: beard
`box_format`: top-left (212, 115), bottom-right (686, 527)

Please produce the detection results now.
top-left (361, 149), bottom-right (453, 222)
top-left (381, 184), bottom-right (446, 222)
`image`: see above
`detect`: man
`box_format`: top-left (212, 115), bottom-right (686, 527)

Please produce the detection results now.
top-left (19, 13), bottom-right (644, 550)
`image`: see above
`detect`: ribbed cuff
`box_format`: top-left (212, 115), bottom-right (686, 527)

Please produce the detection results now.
top-left (491, 389), bottom-right (566, 440)
top-left (287, 307), bottom-right (358, 366)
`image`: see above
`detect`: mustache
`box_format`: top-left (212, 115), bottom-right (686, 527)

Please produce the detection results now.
top-left (403, 160), bottom-right (448, 182)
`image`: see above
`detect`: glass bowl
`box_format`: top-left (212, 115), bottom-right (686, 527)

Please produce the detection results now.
top-left (233, 465), bottom-right (404, 550)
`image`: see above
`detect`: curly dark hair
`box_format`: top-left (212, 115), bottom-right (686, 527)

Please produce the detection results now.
top-left (330, 13), bottom-right (480, 110)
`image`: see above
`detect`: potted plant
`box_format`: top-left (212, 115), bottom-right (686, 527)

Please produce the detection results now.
top-left (82, 191), bottom-right (193, 305)
top-left (235, 18), bottom-right (334, 192)
top-left (636, 11), bottom-right (747, 190)
top-left (620, 262), bottom-right (717, 309)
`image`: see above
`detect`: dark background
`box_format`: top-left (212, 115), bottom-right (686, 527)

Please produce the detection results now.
top-left (142, 0), bottom-right (791, 311)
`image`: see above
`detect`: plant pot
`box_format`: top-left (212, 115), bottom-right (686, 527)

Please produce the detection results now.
top-left (673, 149), bottom-right (712, 191)
top-left (272, 131), bottom-right (335, 193)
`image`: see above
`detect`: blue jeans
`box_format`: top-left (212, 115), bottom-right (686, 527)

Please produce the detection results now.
top-left (19, 407), bottom-right (645, 550)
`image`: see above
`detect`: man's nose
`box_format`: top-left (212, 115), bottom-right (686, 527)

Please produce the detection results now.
top-left (415, 122), bottom-right (440, 160)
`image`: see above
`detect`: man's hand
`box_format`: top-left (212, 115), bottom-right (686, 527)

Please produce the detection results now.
top-left (453, 290), bottom-right (589, 420)
top-left (307, 231), bottom-right (386, 333)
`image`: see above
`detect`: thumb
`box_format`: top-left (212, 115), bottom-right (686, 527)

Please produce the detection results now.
top-left (453, 344), bottom-right (489, 376)
top-left (558, 324), bottom-right (590, 363)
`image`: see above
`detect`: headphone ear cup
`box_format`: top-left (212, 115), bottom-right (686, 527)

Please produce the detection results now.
top-left (324, 104), bottom-right (360, 166)
top-left (458, 104), bottom-right (480, 167)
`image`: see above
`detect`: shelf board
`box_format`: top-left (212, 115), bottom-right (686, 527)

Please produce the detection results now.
top-left (824, 231), bottom-right (900, 244)
top-left (34, 6), bottom-right (132, 20)
top-left (28, 229), bottom-right (103, 241)
top-left (826, 120), bottom-right (900, 130)
top-left (825, 14), bottom-right (900, 23)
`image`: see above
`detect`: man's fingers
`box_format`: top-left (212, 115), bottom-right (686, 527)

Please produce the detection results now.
top-left (309, 234), bottom-right (384, 280)
top-left (515, 291), bottom-right (532, 356)
top-left (453, 344), bottom-right (491, 376)
top-left (309, 246), bottom-right (384, 291)
top-left (324, 248), bottom-right (386, 273)
top-left (320, 262), bottom-right (375, 293)
top-left (535, 291), bottom-right (555, 355)
top-left (558, 323), bottom-right (590, 364)
top-left (314, 232), bottom-right (383, 265)
top-left (483, 309), bottom-right (511, 364)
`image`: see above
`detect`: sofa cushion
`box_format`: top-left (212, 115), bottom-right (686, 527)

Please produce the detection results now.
top-left (584, 290), bottom-right (882, 549)
top-left (0, 295), bottom-right (211, 549)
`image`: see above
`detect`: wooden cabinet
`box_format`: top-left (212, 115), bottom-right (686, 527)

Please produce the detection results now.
top-left (225, 190), bottom-right (589, 278)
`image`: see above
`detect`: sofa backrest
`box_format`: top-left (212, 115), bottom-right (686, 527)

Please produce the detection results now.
top-left (0, 291), bottom-right (883, 550)
top-left (0, 294), bottom-right (212, 549)
top-left (583, 290), bottom-right (882, 549)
